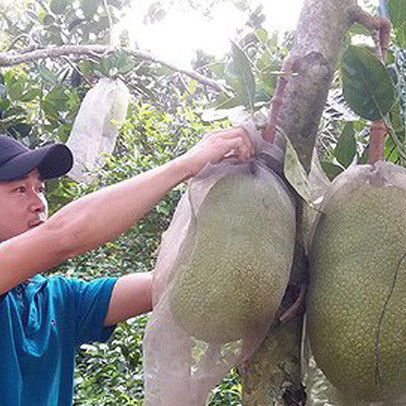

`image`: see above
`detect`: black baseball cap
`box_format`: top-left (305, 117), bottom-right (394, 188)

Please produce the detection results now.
top-left (0, 134), bottom-right (73, 181)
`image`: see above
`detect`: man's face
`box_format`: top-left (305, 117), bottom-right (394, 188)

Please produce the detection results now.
top-left (0, 169), bottom-right (48, 241)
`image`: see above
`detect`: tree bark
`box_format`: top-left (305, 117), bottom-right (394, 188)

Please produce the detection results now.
top-left (241, 318), bottom-right (304, 406)
top-left (279, 0), bottom-right (359, 171)
top-left (241, 1), bottom-right (360, 405)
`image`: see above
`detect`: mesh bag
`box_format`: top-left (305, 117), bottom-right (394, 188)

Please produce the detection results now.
top-left (305, 162), bottom-right (406, 404)
top-left (66, 77), bottom-right (130, 183)
top-left (143, 123), bottom-right (296, 405)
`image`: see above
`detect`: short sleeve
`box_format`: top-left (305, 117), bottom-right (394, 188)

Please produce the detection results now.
top-left (66, 277), bottom-right (118, 347)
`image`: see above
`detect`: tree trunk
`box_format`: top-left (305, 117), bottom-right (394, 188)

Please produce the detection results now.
top-left (241, 318), bottom-right (304, 406)
top-left (241, 0), bottom-right (360, 404)
top-left (280, 0), bottom-right (358, 170)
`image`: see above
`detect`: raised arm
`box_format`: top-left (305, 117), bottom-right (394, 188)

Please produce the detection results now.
top-left (0, 128), bottom-right (252, 295)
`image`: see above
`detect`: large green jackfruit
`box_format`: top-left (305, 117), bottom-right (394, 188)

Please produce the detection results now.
top-left (169, 170), bottom-right (296, 343)
top-left (307, 165), bottom-right (406, 402)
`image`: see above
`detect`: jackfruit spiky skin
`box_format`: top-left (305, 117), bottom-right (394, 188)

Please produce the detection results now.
top-left (169, 171), bottom-right (295, 343)
top-left (307, 170), bottom-right (406, 402)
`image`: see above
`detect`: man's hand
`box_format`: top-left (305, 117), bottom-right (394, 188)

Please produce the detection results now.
top-left (177, 127), bottom-right (254, 178)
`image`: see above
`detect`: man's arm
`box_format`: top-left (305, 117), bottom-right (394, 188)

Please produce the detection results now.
top-left (0, 128), bottom-right (252, 295)
top-left (104, 272), bottom-right (153, 326)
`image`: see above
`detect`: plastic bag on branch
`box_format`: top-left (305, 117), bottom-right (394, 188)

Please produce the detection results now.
top-left (66, 78), bottom-right (130, 184)
top-left (144, 122), bottom-right (296, 406)
top-left (306, 162), bottom-right (406, 404)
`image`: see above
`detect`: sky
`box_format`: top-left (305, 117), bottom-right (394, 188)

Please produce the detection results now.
top-left (2, 0), bottom-right (380, 68)
top-left (119, 0), bottom-right (380, 69)
top-left (119, 0), bottom-right (304, 68)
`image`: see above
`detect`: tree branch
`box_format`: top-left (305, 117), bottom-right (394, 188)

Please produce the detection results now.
top-left (0, 45), bottom-right (230, 93)
top-left (240, 318), bottom-right (305, 406)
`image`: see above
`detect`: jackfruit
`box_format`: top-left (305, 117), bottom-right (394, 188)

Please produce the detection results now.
top-left (307, 164), bottom-right (406, 402)
top-left (169, 169), bottom-right (296, 343)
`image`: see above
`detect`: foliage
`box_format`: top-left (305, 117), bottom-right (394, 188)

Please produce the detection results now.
top-left (0, 2), bottom-right (260, 403)
top-left (52, 100), bottom-right (234, 404)
top-left (341, 45), bottom-right (396, 121)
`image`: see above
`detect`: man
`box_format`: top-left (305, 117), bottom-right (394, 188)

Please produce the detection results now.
top-left (0, 129), bottom-right (252, 405)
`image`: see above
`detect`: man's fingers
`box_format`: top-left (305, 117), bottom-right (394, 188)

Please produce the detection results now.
top-left (221, 137), bottom-right (251, 161)
top-left (217, 128), bottom-right (252, 151)
top-left (219, 127), bottom-right (249, 139)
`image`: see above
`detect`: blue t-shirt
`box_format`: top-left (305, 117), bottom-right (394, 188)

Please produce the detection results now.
top-left (0, 274), bottom-right (118, 406)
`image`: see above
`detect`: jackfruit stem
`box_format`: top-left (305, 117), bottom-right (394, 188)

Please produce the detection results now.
top-left (262, 56), bottom-right (300, 143)
top-left (350, 8), bottom-right (391, 63)
top-left (350, 8), bottom-right (392, 165)
top-left (279, 281), bottom-right (308, 323)
top-left (369, 120), bottom-right (389, 165)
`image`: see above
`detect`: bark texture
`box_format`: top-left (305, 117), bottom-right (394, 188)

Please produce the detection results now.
top-left (279, 0), bottom-right (358, 170)
top-left (241, 1), bottom-right (361, 405)
top-left (241, 318), bottom-right (304, 406)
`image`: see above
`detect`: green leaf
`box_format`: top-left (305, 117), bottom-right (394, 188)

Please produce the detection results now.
top-left (389, 98), bottom-right (404, 134)
top-left (80, 0), bottom-right (102, 18)
top-left (349, 23), bottom-right (372, 36)
top-left (78, 60), bottom-right (93, 76)
top-left (230, 41), bottom-right (256, 110)
top-left (96, 58), bottom-right (114, 77)
top-left (20, 88), bottom-right (41, 102)
top-left (95, 52), bottom-right (135, 78)
top-left (358, 145), bottom-right (370, 164)
top-left (387, 0), bottom-right (406, 47)
top-left (50, 0), bottom-right (71, 14)
top-left (43, 87), bottom-right (69, 119)
top-left (7, 81), bottom-right (24, 101)
top-left (45, 25), bottom-right (64, 45)
top-left (320, 161), bottom-right (344, 181)
top-left (384, 132), bottom-right (399, 163)
top-left (115, 52), bottom-right (136, 75)
top-left (335, 122), bottom-right (357, 168)
top-left (38, 65), bottom-right (58, 86)
top-left (38, 7), bottom-right (47, 23)
top-left (43, 14), bottom-right (55, 25)
top-left (254, 87), bottom-right (271, 103)
top-left (341, 45), bottom-right (396, 121)
top-left (387, 64), bottom-right (399, 85)
top-left (255, 27), bottom-right (268, 43)
top-left (0, 99), bottom-right (11, 112)
top-left (216, 95), bottom-right (243, 110)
